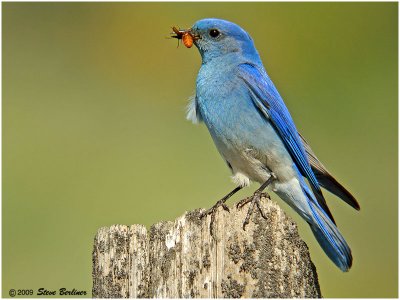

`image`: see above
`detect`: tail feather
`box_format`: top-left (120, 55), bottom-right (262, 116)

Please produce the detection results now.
top-left (297, 169), bottom-right (353, 271)
top-left (309, 201), bottom-right (353, 271)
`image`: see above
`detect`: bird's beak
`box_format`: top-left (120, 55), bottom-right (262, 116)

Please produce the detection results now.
top-left (171, 27), bottom-right (199, 48)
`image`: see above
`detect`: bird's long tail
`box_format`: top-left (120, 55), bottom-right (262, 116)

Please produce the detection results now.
top-left (296, 170), bottom-right (353, 272)
top-left (308, 199), bottom-right (353, 271)
top-left (278, 165), bottom-right (353, 271)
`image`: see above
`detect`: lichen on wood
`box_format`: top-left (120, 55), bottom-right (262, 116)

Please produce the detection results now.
top-left (92, 196), bottom-right (321, 298)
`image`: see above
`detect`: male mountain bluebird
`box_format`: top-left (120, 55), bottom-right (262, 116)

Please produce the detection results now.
top-left (172, 18), bottom-right (359, 272)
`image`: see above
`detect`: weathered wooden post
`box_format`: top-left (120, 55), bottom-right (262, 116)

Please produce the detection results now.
top-left (92, 196), bottom-right (321, 298)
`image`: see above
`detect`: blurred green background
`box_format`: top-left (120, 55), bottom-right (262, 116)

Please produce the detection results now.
top-left (3, 2), bottom-right (397, 298)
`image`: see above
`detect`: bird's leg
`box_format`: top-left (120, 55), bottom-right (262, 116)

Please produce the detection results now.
top-left (236, 173), bottom-right (276, 230)
top-left (199, 186), bottom-right (242, 236)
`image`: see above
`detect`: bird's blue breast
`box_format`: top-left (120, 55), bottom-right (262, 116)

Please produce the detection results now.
top-left (196, 64), bottom-right (267, 150)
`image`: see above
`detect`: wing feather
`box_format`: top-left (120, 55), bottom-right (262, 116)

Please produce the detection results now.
top-left (238, 63), bottom-right (336, 223)
top-left (299, 133), bottom-right (360, 210)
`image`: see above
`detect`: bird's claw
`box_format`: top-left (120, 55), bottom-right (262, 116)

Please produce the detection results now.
top-left (199, 199), bottom-right (230, 218)
top-left (199, 199), bottom-right (230, 237)
top-left (236, 196), bottom-right (252, 209)
top-left (237, 192), bottom-right (270, 230)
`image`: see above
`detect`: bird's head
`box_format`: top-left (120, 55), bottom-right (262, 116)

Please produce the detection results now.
top-left (172, 18), bottom-right (261, 64)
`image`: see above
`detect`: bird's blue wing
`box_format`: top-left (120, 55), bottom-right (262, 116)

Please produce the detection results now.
top-left (237, 63), bottom-right (335, 223)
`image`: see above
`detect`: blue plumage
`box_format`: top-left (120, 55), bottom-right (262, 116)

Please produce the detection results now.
top-left (238, 63), bottom-right (335, 223)
top-left (179, 18), bottom-right (358, 271)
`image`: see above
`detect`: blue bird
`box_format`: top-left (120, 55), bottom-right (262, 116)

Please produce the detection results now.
top-left (172, 18), bottom-right (359, 272)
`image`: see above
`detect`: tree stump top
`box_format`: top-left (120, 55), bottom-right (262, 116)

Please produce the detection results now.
top-left (92, 196), bottom-right (321, 298)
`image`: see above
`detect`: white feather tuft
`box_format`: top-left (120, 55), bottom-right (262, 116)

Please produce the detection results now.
top-left (231, 172), bottom-right (251, 187)
top-left (186, 94), bottom-right (201, 124)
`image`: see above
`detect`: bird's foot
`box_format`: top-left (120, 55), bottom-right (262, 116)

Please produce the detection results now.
top-left (236, 191), bottom-right (270, 230)
top-left (199, 199), bottom-right (230, 237)
top-left (199, 186), bottom-right (242, 237)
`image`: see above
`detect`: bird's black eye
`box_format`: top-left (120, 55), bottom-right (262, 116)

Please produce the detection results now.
top-left (209, 29), bottom-right (220, 38)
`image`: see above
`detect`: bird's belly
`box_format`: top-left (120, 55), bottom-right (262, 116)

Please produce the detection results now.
top-left (220, 137), bottom-right (296, 186)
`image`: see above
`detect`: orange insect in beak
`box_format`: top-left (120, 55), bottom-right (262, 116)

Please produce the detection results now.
top-left (182, 32), bottom-right (194, 48)
top-left (171, 26), bottom-right (198, 48)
